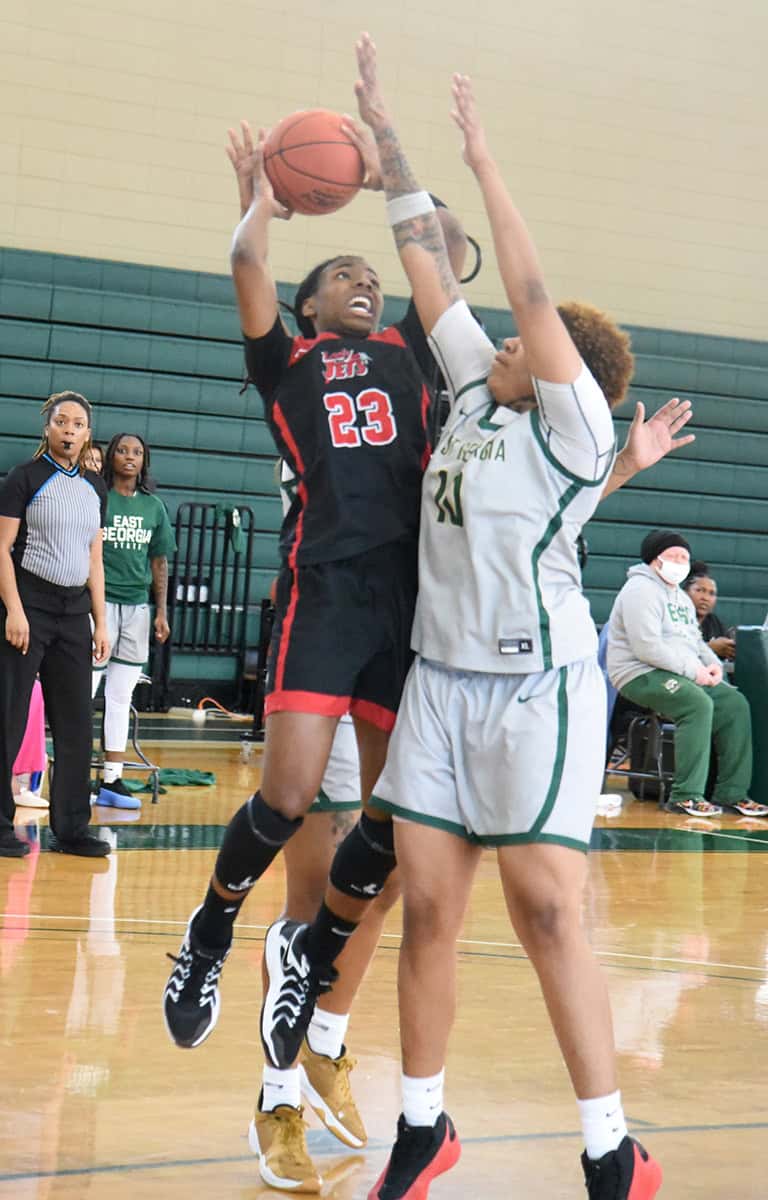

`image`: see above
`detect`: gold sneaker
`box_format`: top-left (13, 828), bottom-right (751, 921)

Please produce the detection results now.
top-left (248, 1102), bottom-right (321, 1193)
top-left (299, 1041), bottom-right (367, 1148)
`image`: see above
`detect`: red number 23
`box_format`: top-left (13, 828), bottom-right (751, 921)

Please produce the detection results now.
top-left (324, 389), bottom-right (397, 448)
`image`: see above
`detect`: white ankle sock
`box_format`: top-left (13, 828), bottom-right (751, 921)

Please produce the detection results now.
top-left (578, 1090), bottom-right (628, 1160)
top-left (402, 1070), bottom-right (444, 1128)
top-left (307, 1008), bottom-right (349, 1060)
top-left (262, 1064), bottom-right (301, 1112)
top-left (103, 763), bottom-right (124, 785)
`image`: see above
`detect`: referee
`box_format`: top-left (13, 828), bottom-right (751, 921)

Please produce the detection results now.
top-left (0, 391), bottom-right (111, 857)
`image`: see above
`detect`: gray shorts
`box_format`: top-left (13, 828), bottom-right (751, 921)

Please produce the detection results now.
top-left (310, 715), bottom-right (360, 813)
top-left (372, 655), bottom-right (606, 852)
top-left (99, 602), bottom-right (151, 668)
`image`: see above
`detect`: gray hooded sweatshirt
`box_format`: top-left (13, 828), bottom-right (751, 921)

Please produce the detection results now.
top-left (607, 563), bottom-right (720, 692)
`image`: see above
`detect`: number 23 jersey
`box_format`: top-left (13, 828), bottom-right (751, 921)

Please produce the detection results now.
top-left (244, 310), bottom-right (433, 566)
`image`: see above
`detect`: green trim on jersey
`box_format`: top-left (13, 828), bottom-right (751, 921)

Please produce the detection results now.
top-left (478, 401), bottom-right (505, 431)
top-left (370, 795), bottom-right (588, 853)
top-left (528, 667), bottom-right (568, 837)
top-left (309, 787), bottom-right (359, 814)
top-left (454, 377), bottom-right (489, 405)
top-left (530, 409), bottom-right (615, 488)
top-left (531, 484), bottom-right (582, 669)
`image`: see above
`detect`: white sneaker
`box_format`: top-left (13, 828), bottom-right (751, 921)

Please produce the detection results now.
top-left (17, 789), bottom-right (49, 809)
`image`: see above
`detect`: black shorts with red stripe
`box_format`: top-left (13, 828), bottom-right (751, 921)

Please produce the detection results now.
top-left (266, 538), bottom-right (418, 733)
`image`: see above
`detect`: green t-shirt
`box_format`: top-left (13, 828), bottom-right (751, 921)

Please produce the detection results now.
top-left (102, 489), bottom-right (176, 605)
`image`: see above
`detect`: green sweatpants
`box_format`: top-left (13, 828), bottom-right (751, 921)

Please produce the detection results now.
top-left (620, 671), bottom-right (752, 805)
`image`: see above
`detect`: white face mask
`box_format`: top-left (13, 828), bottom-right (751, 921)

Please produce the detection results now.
top-left (656, 558), bottom-right (690, 586)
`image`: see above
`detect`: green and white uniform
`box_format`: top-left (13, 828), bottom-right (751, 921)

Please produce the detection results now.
top-left (373, 300), bottom-right (615, 850)
top-left (99, 489), bottom-right (175, 667)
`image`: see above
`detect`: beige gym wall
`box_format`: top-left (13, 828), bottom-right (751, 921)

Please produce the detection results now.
top-left (1, 0), bottom-right (766, 337)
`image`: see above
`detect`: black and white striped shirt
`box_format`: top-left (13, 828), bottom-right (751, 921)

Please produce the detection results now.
top-left (0, 455), bottom-right (107, 589)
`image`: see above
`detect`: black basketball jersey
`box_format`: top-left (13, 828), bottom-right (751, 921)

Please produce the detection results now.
top-left (244, 305), bottom-right (433, 565)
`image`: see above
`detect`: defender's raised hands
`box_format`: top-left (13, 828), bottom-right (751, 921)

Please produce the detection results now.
top-left (353, 32), bottom-right (389, 130)
top-left (450, 74), bottom-right (492, 173)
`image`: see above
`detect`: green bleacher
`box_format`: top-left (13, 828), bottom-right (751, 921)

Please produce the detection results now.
top-left (1, 246), bottom-right (766, 687)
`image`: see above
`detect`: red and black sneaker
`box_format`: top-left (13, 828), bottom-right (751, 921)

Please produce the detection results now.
top-left (368, 1112), bottom-right (461, 1200)
top-left (582, 1135), bottom-right (662, 1199)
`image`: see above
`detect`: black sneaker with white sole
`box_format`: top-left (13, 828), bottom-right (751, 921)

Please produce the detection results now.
top-left (163, 906), bottom-right (231, 1048)
top-left (48, 832), bottom-right (111, 857)
top-left (261, 919), bottom-right (337, 1069)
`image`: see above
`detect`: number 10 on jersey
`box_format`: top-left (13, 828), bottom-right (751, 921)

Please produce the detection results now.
top-left (435, 469), bottom-right (464, 526)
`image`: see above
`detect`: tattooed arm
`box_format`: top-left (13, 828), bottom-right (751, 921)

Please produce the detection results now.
top-left (151, 555), bottom-right (171, 643)
top-left (354, 33), bottom-right (461, 334)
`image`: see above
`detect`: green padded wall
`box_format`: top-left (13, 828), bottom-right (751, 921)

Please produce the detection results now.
top-left (1, 246), bottom-right (766, 684)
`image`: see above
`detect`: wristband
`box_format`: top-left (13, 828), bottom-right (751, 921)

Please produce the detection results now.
top-left (386, 191), bottom-right (435, 226)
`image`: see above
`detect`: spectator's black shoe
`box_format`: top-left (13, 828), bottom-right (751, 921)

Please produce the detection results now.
top-left (0, 830), bottom-right (31, 858)
top-left (261, 919), bottom-right (337, 1068)
top-left (581, 1135), bottom-right (662, 1199)
top-left (368, 1112), bottom-right (461, 1199)
top-left (48, 833), bottom-right (111, 857)
top-left (163, 906), bottom-right (230, 1048)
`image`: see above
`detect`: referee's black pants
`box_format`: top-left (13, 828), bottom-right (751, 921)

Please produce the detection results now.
top-left (0, 605), bottom-right (93, 841)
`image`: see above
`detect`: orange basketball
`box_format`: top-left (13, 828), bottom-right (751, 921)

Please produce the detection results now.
top-left (263, 109), bottom-right (364, 216)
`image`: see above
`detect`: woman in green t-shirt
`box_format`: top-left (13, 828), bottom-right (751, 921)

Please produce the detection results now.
top-left (91, 434), bottom-right (175, 808)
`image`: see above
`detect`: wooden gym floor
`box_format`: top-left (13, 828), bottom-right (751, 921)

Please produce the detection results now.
top-left (1, 717), bottom-right (767, 1198)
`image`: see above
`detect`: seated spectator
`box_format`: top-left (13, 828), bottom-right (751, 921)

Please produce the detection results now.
top-left (607, 530), bottom-right (767, 818)
top-left (683, 561), bottom-right (735, 661)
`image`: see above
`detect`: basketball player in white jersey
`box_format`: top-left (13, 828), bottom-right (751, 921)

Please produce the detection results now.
top-left (352, 34), bottom-right (662, 1200)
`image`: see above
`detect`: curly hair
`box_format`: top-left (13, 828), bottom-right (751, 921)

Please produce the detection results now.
top-left (556, 302), bottom-right (634, 410)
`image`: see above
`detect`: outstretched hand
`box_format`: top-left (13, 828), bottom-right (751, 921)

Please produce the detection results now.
top-left (340, 114), bottom-right (383, 190)
top-left (622, 396), bottom-right (695, 473)
top-left (450, 74), bottom-right (491, 172)
top-left (354, 32), bottom-right (388, 130)
top-left (225, 120), bottom-right (291, 220)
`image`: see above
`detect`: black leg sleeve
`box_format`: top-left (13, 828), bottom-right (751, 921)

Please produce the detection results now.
top-left (39, 611), bottom-right (94, 841)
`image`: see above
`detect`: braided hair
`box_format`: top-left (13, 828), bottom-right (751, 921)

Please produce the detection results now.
top-left (280, 256), bottom-right (349, 337)
top-left (103, 432), bottom-right (154, 494)
top-left (34, 391), bottom-right (94, 473)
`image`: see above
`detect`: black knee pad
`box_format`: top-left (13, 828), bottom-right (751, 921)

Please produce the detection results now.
top-left (329, 811), bottom-right (396, 899)
top-left (214, 791), bottom-right (301, 893)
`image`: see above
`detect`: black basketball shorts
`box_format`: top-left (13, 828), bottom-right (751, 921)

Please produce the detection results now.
top-left (265, 539), bottom-right (418, 732)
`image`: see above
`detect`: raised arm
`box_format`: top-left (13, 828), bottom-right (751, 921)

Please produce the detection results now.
top-left (450, 75), bottom-right (581, 385)
top-left (341, 112), bottom-right (469, 285)
top-left (601, 396), bottom-right (695, 499)
top-left (353, 34), bottom-right (460, 334)
top-left (228, 121), bottom-right (292, 339)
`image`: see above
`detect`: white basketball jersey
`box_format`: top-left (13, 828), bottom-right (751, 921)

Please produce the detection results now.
top-left (413, 301), bottom-right (616, 675)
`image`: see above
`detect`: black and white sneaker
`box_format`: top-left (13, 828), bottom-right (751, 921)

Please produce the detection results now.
top-left (163, 906), bottom-right (230, 1048)
top-left (261, 919), bottom-right (337, 1069)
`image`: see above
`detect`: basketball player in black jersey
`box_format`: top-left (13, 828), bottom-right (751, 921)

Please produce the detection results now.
top-left (162, 116), bottom-right (468, 1191)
